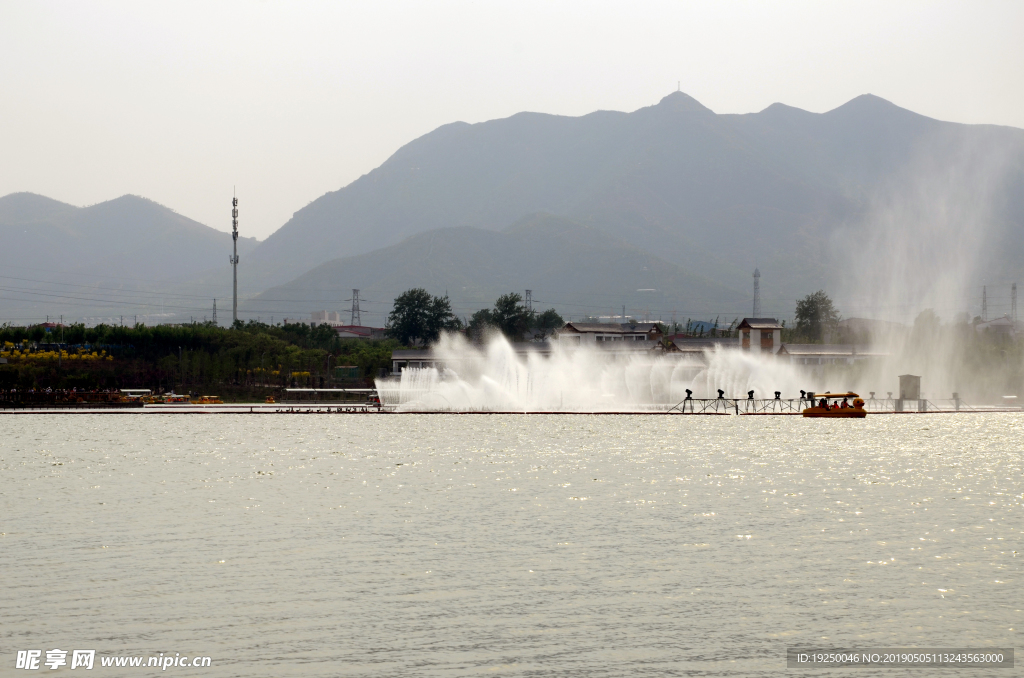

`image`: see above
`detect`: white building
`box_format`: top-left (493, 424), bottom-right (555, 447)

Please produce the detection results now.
top-left (775, 344), bottom-right (887, 366)
top-left (336, 325), bottom-right (386, 340)
top-left (975, 315), bottom-right (1016, 338)
top-left (311, 311), bottom-right (342, 325)
top-left (555, 322), bottom-right (662, 345)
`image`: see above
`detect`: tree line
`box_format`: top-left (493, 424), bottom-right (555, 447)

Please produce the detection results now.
top-left (384, 287), bottom-right (844, 346)
top-left (0, 321), bottom-right (398, 397)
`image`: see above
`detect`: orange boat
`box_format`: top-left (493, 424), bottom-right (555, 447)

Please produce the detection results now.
top-left (802, 392), bottom-right (867, 418)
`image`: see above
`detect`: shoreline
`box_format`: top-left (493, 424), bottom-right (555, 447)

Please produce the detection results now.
top-left (1, 406), bottom-right (1020, 415)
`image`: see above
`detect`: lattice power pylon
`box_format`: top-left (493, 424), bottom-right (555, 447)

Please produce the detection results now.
top-left (350, 289), bottom-right (361, 326)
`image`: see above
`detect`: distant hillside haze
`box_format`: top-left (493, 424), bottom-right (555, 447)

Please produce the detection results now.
top-left (0, 192), bottom-right (258, 280)
top-left (248, 213), bottom-right (747, 324)
top-left (246, 91), bottom-right (1024, 304)
top-left (0, 192), bottom-right (258, 320)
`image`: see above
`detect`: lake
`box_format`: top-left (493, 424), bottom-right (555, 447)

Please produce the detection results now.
top-left (2, 413), bottom-right (1020, 675)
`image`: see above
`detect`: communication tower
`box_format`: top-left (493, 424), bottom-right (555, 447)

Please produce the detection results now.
top-left (1013, 283), bottom-right (1018, 324)
top-left (752, 268), bottom-right (761, 317)
top-left (982, 285), bottom-right (988, 321)
top-left (525, 290), bottom-right (532, 312)
top-left (230, 193), bottom-right (240, 323)
top-left (212, 299), bottom-right (217, 325)
top-left (350, 289), bottom-right (361, 326)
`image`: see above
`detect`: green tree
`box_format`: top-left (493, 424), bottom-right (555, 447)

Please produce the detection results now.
top-left (909, 308), bottom-right (942, 353)
top-left (491, 293), bottom-right (533, 341)
top-left (532, 308), bottom-right (564, 338)
top-left (386, 288), bottom-right (461, 346)
top-left (795, 290), bottom-right (841, 343)
top-left (467, 308), bottom-right (495, 339)
top-left (913, 308), bottom-right (941, 334)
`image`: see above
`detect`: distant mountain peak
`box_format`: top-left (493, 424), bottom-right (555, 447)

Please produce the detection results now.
top-left (758, 102), bottom-right (812, 116)
top-left (653, 91), bottom-right (714, 114)
top-left (105, 193), bottom-right (162, 207)
top-left (825, 93), bottom-right (919, 118)
top-left (843, 93), bottom-right (896, 107)
top-left (0, 192), bottom-right (79, 223)
top-left (0, 191), bottom-right (75, 207)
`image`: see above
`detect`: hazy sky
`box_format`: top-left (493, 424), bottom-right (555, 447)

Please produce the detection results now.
top-left (2, 0), bottom-right (1022, 240)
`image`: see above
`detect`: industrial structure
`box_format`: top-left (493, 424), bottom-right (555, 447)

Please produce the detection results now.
top-left (295, 309), bottom-right (386, 339)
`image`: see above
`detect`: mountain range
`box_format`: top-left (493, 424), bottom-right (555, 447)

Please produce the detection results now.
top-left (246, 92), bottom-right (1024, 307)
top-left (4, 91), bottom-right (1023, 324)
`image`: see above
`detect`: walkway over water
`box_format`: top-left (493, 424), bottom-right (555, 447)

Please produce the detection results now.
top-left (0, 396), bottom-right (1019, 415)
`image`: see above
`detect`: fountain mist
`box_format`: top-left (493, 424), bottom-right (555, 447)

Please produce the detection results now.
top-left (376, 333), bottom-right (816, 412)
top-left (835, 125), bottom-right (1024, 402)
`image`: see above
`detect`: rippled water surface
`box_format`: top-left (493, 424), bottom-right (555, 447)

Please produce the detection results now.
top-left (2, 414), bottom-right (1021, 676)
